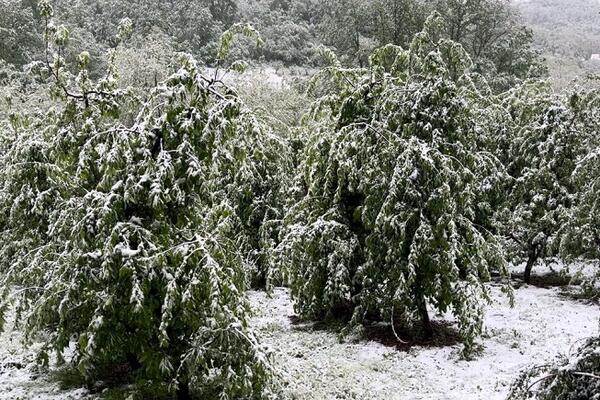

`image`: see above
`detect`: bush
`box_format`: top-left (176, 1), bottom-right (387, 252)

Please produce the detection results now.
top-left (508, 337), bottom-right (600, 400)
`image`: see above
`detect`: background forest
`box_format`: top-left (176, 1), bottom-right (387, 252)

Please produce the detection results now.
top-left (1, 0), bottom-right (600, 400)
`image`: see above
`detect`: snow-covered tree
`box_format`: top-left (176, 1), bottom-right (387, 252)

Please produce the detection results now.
top-left (0, 4), bottom-right (284, 398)
top-left (0, 0), bottom-right (43, 66)
top-left (497, 83), bottom-right (589, 283)
top-left (562, 89), bottom-right (600, 260)
top-left (277, 14), bottom-right (511, 354)
top-left (557, 88), bottom-right (600, 296)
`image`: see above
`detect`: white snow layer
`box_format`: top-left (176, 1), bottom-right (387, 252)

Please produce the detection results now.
top-left (0, 309), bottom-right (94, 400)
top-left (249, 283), bottom-right (599, 400)
top-left (1, 280), bottom-right (598, 399)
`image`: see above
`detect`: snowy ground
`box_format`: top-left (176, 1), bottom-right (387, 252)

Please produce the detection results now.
top-left (0, 310), bottom-right (93, 400)
top-left (249, 283), bottom-right (600, 400)
top-left (1, 274), bottom-right (598, 399)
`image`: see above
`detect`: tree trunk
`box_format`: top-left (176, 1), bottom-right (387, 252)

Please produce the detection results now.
top-left (125, 353), bottom-right (141, 372)
top-left (417, 295), bottom-right (433, 339)
top-left (523, 246), bottom-right (538, 284)
top-left (177, 382), bottom-right (192, 400)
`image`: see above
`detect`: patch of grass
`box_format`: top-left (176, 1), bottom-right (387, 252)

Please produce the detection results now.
top-left (97, 383), bottom-right (173, 400)
top-left (49, 366), bottom-right (89, 391)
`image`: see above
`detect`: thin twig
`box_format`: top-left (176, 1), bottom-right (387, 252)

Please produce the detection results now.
top-left (391, 306), bottom-right (409, 344)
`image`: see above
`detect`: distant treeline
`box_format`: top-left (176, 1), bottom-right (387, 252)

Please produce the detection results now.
top-left (2, 0), bottom-right (544, 91)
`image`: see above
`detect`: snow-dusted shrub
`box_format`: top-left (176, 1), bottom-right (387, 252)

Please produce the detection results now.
top-left (508, 336), bottom-right (600, 400)
top-left (0, 4), bottom-right (281, 398)
top-left (495, 83), bottom-right (592, 283)
top-left (277, 14), bottom-right (511, 354)
top-left (565, 90), bottom-right (600, 259)
top-left (557, 89), bottom-right (600, 299)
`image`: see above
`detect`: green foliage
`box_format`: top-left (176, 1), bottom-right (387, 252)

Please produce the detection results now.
top-left (240, 0), bottom-right (317, 65)
top-left (0, 0), bottom-right (546, 92)
top-left (48, 0), bottom-right (226, 61)
top-left (0, 7), bottom-right (286, 398)
top-left (496, 83), bottom-right (596, 281)
top-left (433, 0), bottom-right (547, 91)
top-left (0, 0), bottom-right (43, 66)
top-left (277, 15), bottom-right (511, 355)
top-left (566, 89), bottom-right (600, 259)
top-left (216, 23), bottom-right (264, 67)
top-left (370, 0), bottom-right (430, 51)
top-left (4, 0), bottom-right (600, 397)
top-left (317, 0), bottom-right (369, 64)
top-left (508, 337), bottom-right (600, 400)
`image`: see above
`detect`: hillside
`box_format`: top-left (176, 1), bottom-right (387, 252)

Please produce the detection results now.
top-left (514, 0), bottom-right (600, 87)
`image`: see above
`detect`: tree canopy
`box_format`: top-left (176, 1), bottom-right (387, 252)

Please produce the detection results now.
top-left (277, 15), bottom-right (511, 354)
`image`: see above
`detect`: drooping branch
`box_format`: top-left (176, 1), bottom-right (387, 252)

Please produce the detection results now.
top-left (41, 13), bottom-right (119, 107)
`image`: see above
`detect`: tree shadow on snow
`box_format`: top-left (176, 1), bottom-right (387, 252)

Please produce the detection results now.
top-left (490, 269), bottom-right (581, 289)
top-left (289, 316), bottom-right (461, 351)
top-left (362, 320), bottom-right (462, 350)
top-left (510, 271), bottom-right (581, 288)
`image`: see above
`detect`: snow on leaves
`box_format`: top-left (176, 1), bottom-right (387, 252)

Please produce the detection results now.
top-left (278, 14), bottom-right (510, 355)
top-left (0, 24), bottom-right (285, 397)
